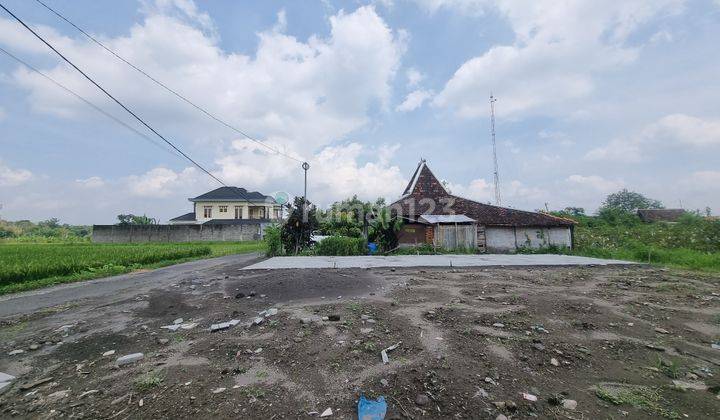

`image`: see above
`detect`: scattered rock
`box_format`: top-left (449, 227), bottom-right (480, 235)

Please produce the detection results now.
top-left (320, 407), bottom-right (333, 417)
top-left (19, 377), bottom-right (53, 391)
top-left (496, 415), bottom-right (508, 420)
top-left (672, 380), bottom-right (708, 391)
top-left (485, 377), bottom-right (497, 386)
top-left (28, 344), bottom-right (40, 351)
top-left (492, 323), bottom-right (505, 328)
top-left (173, 318), bottom-right (184, 325)
top-left (654, 327), bottom-right (670, 334)
top-left (157, 338), bottom-right (170, 345)
top-left (562, 399), bottom-right (577, 410)
top-left (415, 393), bottom-right (430, 406)
top-left (8, 350), bottom-right (25, 356)
top-left (532, 343), bottom-right (545, 351)
top-left (102, 350), bottom-right (116, 357)
top-left (522, 393), bottom-right (538, 402)
top-left (360, 328), bottom-right (374, 334)
top-left (550, 357), bottom-right (559, 366)
top-left (116, 353), bottom-right (144, 366)
top-left (48, 390), bottom-right (70, 401)
top-left (266, 308), bottom-right (278, 317)
top-left (474, 387), bottom-right (489, 398)
top-left (212, 387), bottom-right (226, 394)
top-left (0, 372), bottom-right (16, 392)
top-left (380, 379), bottom-right (389, 387)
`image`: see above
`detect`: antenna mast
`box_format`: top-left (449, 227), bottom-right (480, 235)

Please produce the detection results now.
top-left (490, 94), bottom-right (501, 206)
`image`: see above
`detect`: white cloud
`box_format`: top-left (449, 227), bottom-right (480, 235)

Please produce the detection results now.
top-left (433, 0), bottom-right (686, 118)
top-left (123, 167), bottom-right (200, 197)
top-left (642, 114), bottom-right (720, 147)
top-left (2, 3), bottom-right (405, 154)
top-left (0, 161), bottom-right (32, 186)
top-left (566, 174), bottom-right (624, 193)
top-left (405, 67), bottom-right (424, 88)
top-left (396, 89), bottom-right (433, 112)
top-left (75, 176), bottom-right (105, 188)
top-left (446, 178), bottom-right (494, 202)
top-left (586, 113), bottom-right (720, 162)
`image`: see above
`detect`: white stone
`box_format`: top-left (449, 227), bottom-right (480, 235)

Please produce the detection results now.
top-left (173, 318), bottom-right (184, 325)
top-left (562, 399), bottom-right (577, 410)
top-left (116, 353), bottom-right (144, 366)
top-left (320, 408), bottom-right (333, 417)
top-left (212, 387), bottom-right (226, 394)
top-left (102, 350), bottom-right (116, 357)
top-left (266, 308), bottom-right (278, 317)
top-left (8, 350), bottom-right (24, 356)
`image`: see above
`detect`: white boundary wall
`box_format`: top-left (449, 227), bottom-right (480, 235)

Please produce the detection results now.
top-left (485, 226), bottom-right (571, 253)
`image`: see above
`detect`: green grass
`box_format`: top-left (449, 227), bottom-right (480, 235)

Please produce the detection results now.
top-left (0, 241), bottom-right (264, 295)
top-left (596, 384), bottom-right (679, 419)
top-left (134, 371), bottom-right (164, 391)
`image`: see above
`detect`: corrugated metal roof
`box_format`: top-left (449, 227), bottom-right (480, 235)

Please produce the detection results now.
top-left (419, 214), bottom-right (476, 224)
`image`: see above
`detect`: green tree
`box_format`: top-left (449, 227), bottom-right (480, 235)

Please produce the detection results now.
top-left (599, 189), bottom-right (664, 214)
top-left (369, 208), bottom-right (402, 252)
top-left (117, 214), bottom-right (157, 225)
top-left (318, 196), bottom-right (387, 238)
top-left (281, 197), bottom-right (319, 254)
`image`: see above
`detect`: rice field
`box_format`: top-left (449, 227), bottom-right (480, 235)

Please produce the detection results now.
top-left (0, 242), bottom-right (263, 294)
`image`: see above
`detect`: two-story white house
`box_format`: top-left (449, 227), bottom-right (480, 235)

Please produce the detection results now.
top-left (169, 186), bottom-right (282, 225)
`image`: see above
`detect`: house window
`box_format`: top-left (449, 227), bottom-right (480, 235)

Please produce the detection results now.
top-left (219, 205), bottom-right (228, 213)
top-left (203, 206), bottom-right (212, 218)
top-left (234, 206), bottom-right (242, 219)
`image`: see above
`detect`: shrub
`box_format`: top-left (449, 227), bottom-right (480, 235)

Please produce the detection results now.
top-left (315, 236), bottom-right (367, 256)
top-left (263, 224), bottom-right (283, 257)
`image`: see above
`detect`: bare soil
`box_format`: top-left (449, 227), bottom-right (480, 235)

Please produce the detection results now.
top-left (1, 264), bottom-right (719, 419)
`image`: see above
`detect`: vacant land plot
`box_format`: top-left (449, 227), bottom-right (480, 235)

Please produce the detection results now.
top-left (0, 263), bottom-right (718, 419)
top-left (0, 242), bottom-right (263, 294)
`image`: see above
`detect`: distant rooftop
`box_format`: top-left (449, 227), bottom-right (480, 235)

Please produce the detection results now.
top-left (637, 208), bottom-right (686, 223)
top-left (190, 186), bottom-right (275, 203)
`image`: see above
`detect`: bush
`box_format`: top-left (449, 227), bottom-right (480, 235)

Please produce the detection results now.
top-left (315, 236), bottom-right (367, 256)
top-left (263, 224), bottom-right (283, 257)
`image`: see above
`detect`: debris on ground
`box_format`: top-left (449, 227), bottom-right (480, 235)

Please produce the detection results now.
top-left (116, 353), bottom-right (144, 366)
top-left (210, 319), bottom-right (241, 332)
top-left (320, 407), bottom-right (333, 417)
top-left (522, 392), bottom-right (538, 402)
top-left (102, 350), bottom-right (116, 357)
top-left (380, 342), bottom-right (401, 364)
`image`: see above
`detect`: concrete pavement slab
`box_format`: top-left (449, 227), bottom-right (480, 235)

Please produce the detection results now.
top-left (243, 254), bottom-right (635, 270)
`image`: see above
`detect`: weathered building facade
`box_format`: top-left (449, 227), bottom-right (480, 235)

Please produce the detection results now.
top-left (390, 160), bottom-right (575, 252)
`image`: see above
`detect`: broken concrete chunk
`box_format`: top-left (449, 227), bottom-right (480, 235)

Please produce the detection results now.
top-left (116, 353), bottom-right (144, 366)
top-left (266, 308), bottom-right (278, 317)
top-left (102, 350), bottom-right (116, 357)
top-left (212, 387), bottom-right (226, 394)
top-left (550, 358), bottom-right (559, 366)
top-left (492, 323), bottom-right (505, 328)
top-left (562, 399), bottom-right (577, 410)
top-left (210, 319), bottom-right (241, 332)
top-left (253, 317), bottom-right (264, 325)
top-left (672, 380), bottom-right (708, 391)
top-left (522, 393), bottom-right (538, 402)
top-left (381, 342), bottom-right (402, 364)
top-left (320, 407), bottom-right (333, 417)
top-left (173, 318), bottom-right (184, 325)
top-left (8, 350), bottom-right (24, 356)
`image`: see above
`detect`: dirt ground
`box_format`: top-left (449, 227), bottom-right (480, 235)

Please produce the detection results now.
top-left (1, 263), bottom-right (719, 419)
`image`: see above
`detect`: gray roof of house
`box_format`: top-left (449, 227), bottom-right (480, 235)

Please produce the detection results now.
top-left (190, 186), bottom-right (276, 203)
top-left (169, 212), bottom-right (196, 221)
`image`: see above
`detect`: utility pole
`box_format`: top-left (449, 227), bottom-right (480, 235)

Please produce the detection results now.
top-left (489, 94), bottom-right (501, 206)
top-left (302, 162), bottom-right (310, 207)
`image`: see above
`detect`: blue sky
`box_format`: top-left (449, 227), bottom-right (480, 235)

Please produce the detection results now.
top-left (1, 0), bottom-right (719, 224)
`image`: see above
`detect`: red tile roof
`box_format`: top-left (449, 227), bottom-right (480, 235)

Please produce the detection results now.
top-left (390, 161), bottom-right (575, 227)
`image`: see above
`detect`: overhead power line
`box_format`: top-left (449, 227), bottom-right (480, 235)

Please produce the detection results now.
top-left (32, 0), bottom-right (305, 164)
top-left (0, 2), bottom-right (227, 187)
top-left (0, 46), bottom-right (180, 157)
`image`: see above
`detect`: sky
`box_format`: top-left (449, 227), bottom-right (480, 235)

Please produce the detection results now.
top-left (0, 0), bottom-right (719, 224)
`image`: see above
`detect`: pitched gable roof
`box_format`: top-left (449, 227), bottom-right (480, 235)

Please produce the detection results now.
top-left (190, 186), bottom-right (275, 203)
top-left (391, 161), bottom-right (574, 227)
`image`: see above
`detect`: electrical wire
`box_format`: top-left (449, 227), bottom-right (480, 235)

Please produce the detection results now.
top-left (32, 0), bottom-right (306, 164)
top-left (0, 46), bottom-right (180, 157)
top-left (0, 1), bottom-right (227, 187)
